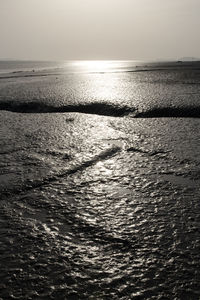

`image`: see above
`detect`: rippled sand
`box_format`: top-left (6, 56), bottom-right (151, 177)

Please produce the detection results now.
top-left (0, 112), bottom-right (200, 299)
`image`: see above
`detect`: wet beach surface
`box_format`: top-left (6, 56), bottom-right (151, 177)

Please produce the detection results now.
top-left (0, 111), bottom-right (200, 299)
top-left (1, 61), bottom-right (200, 299)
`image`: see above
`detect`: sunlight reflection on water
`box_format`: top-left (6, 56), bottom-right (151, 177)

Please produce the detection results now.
top-left (66, 60), bottom-right (138, 73)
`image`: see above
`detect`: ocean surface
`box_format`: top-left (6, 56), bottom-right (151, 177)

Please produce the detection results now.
top-left (0, 60), bottom-right (200, 299)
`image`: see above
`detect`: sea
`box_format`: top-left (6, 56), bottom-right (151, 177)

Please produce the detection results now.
top-left (0, 60), bottom-right (200, 299)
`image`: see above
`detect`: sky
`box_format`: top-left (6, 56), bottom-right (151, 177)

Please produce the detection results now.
top-left (0, 0), bottom-right (200, 61)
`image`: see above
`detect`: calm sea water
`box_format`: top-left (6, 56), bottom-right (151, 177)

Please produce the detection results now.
top-left (0, 60), bottom-right (142, 74)
top-left (0, 60), bottom-right (200, 299)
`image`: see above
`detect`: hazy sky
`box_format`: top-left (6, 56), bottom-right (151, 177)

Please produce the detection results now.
top-left (0, 0), bottom-right (200, 60)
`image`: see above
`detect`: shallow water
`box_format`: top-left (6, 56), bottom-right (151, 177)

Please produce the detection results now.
top-left (0, 61), bottom-right (200, 299)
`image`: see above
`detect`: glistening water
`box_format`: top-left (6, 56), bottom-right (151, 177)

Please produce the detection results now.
top-left (0, 61), bottom-right (200, 299)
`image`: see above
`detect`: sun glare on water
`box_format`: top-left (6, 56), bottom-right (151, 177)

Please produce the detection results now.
top-left (72, 60), bottom-right (121, 73)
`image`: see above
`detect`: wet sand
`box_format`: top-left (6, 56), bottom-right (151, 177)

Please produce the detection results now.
top-left (0, 111), bottom-right (200, 299)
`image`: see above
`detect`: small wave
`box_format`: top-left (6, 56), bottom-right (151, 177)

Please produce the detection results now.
top-left (0, 101), bottom-right (134, 117)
